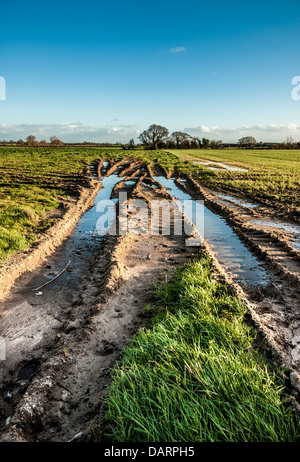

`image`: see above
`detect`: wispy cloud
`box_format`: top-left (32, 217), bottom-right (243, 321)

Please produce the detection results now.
top-left (169, 46), bottom-right (186, 53)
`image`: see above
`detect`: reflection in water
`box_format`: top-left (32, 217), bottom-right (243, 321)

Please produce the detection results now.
top-left (214, 192), bottom-right (259, 208)
top-left (192, 161), bottom-right (248, 172)
top-left (250, 219), bottom-right (300, 235)
top-left (124, 180), bottom-right (137, 186)
top-left (77, 172), bottom-right (125, 238)
top-left (154, 176), bottom-right (269, 287)
top-left (250, 219), bottom-right (300, 253)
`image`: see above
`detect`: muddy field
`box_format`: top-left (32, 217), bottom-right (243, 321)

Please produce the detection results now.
top-left (0, 159), bottom-right (299, 442)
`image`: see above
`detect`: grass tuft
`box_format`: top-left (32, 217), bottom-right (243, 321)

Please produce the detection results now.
top-left (97, 257), bottom-right (300, 442)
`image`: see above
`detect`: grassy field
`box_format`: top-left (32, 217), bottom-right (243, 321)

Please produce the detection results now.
top-left (131, 147), bottom-right (300, 208)
top-left (97, 255), bottom-right (300, 442)
top-left (170, 148), bottom-right (300, 208)
top-left (1, 146), bottom-right (300, 441)
top-left (0, 146), bottom-right (184, 263)
top-left (0, 146), bottom-right (299, 263)
top-left (0, 146), bottom-right (126, 263)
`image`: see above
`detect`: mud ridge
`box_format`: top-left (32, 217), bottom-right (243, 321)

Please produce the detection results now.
top-left (182, 176), bottom-right (300, 287)
top-left (1, 163), bottom-right (300, 442)
top-left (167, 173), bottom-right (300, 380)
top-left (200, 238), bottom-right (300, 413)
top-left (0, 179), bottom-right (200, 442)
top-left (153, 170), bottom-right (300, 404)
top-left (193, 177), bottom-right (300, 222)
top-left (0, 177), bottom-right (103, 304)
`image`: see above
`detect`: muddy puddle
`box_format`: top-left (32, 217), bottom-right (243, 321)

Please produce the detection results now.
top-left (192, 161), bottom-right (248, 172)
top-left (0, 164), bottom-right (129, 434)
top-left (1, 163), bottom-right (300, 442)
top-left (154, 176), bottom-right (269, 287)
top-left (250, 219), bottom-right (300, 252)
top-left (250, 218), bottom-right (300, 235)
top-left (75, 172), bottom-right (124, 239)
top-left (88, 164), bottom-right (98, 178)
top-left (212, 191), bottom-right (259, 208)
top-left (293, 240), bottom-right (300, 252)
top-left (100, 161), bottom-right (111, 176)
top-left (124, 180), bottom-right (137, 186)
top-left (7, 360), bottom-right (40, 398)
top-left (207, 189), bottom-right (300, 252)
top-left (40, 170), bottom-right (125, 293)
top-left (0, 167), bottom-right (126, 313)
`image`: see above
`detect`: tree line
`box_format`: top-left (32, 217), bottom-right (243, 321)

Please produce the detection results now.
top-left (0, 135), bottom-right (64, 146)
top-left (129, 125), bottom-right (300, 150)
top-left (135, 125), bottom-right (219, 150)
top-left (1, 126), bottom-right (300, 149)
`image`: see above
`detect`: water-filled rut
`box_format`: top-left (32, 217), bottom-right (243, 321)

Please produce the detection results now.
top-left (0, 163), bottom-right (127, 433)
top-left (0, 161), bottom-right (299, 442)
top-left (153, 176), bottom-right (269, 288)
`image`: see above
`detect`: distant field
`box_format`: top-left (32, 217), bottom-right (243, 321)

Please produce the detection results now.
top-left (170, 149), bottom-right (300, 208)
top-left (0, 146), bottom-right (299, 263)
top-left (170, 148), bottom-right (300, 171)
top-left (0, 146), bottom-right (124, 175)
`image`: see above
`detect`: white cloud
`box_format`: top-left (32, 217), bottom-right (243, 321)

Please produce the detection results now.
top-left (1, 122), bottom-right (299, 144)
top-left (184, 124), bottom-right (300, 142)
top-left (197, 125), bottom-right (218, 133)
top-left (0, 122), bottom-right (140, 143)
top-left (169, 46), bottom-right (186, 53)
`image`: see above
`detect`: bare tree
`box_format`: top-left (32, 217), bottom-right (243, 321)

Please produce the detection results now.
top-left (171, 131), bottom-right (190, 149)
top-left (286, 135), bottom-right (294, 144)
top-left (238, 136), bottom-right (256, 148)
top-left (181, 138), bottom-right (191, 149)
top-left (26, 135), bottom-right (37, 146)
top-left (165, 138), bottom-right (176, 149)
top-left (138, 124), bottom-right (169, 149)
top-left (189, 138), bottom-right (199, 149)
top-left (192, 137), bottom-right (202, 148)
top-left (210, 139), bottom-right (223, 149)
top-left (50, 135), bottom-right (64, 146)
top-left (285, 136), bottom-right (296, 148)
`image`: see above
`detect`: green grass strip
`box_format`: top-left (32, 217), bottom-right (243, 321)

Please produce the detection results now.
top-left (98, 256), bottom-right (300, 442)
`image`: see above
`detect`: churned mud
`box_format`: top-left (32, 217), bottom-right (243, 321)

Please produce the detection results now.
top-left (175, 176), bottom-right (300, 378)
top-left (0, 160), bottom-right (300, 442)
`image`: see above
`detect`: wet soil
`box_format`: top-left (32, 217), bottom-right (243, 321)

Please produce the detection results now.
top-left (0, 160), bottom-right (299, 441)
top-left (176, 176), bottom-right (300, 375)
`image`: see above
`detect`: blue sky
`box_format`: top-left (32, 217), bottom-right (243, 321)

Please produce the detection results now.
top-left (1, 0), bottom-right (300, 143)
